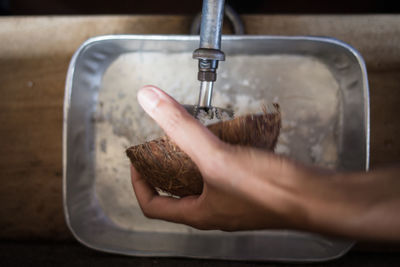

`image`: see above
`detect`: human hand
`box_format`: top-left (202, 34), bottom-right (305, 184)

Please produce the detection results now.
top-left (130, 85), bottom-right (313, 231)
top-left (130, 85), bottom-right (400, 242)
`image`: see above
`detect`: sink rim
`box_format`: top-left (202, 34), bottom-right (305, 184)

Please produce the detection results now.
top-left (63, 34), bottom-right (369, 262)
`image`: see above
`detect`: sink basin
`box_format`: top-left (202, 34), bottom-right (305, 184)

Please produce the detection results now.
top-left (63, 35), bottom-right (369, 262)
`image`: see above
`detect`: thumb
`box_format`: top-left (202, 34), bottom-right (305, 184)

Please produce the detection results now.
top-left (137, 85), bottom-right (226, 170)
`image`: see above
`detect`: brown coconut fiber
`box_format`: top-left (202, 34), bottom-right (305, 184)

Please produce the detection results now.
top-left (126, 104), bottom-right (281, 197)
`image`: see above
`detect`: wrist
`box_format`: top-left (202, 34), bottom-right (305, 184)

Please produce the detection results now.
top-left (243, 157), bottom-right (321, 231)
top-left (257, 160), bottom-right (341, 233)
top-left (275, 163), bottom-right (326, 231)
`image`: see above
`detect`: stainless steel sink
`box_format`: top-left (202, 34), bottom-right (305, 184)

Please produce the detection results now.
top-left (63, 35), bottom-right (369, 262)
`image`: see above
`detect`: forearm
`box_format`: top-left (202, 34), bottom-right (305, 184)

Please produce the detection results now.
top-left (263, 164), bottom-right (400, 241)
top-left (228, 147), bottom-right (400, 241)
top-left (301, 166), bottom-right (400, 241)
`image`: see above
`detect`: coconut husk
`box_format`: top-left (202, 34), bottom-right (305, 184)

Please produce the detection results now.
top-left (126, 104), bottom-right (281, 197)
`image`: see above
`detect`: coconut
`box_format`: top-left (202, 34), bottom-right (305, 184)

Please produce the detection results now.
top-left (126, 104), bottom-right (281, 197)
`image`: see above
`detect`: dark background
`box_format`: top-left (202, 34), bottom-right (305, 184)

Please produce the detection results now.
top-left (1, 0), bottom-right (400, 15)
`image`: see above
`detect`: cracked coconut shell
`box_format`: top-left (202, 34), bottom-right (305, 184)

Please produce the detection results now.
top-left (126, 104), bottom-right (281, 197)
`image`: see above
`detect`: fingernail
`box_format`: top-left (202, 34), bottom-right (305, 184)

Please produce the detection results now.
top-left (138, 87), bottom-right (160, 112)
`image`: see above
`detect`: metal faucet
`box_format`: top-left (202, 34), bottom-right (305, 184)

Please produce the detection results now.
top-left (193, 0), bottom-right (226, 108)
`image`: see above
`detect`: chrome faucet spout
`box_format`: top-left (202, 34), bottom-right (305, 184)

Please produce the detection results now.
top-left (193, 0), bottom-right (226, 108)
